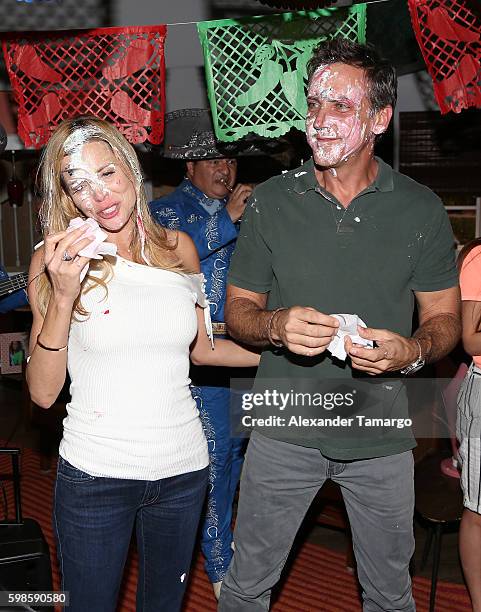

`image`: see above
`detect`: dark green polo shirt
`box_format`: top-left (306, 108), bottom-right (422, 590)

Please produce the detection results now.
top-left (228, 157), bottom-right (459, 460)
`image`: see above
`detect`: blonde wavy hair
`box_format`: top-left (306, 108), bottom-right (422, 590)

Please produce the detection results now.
top-left (36, 116), bottom-right (190, 317)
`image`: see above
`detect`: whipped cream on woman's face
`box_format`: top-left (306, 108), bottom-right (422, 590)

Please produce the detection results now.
top-left (61, 139), bottom-right (137, 236)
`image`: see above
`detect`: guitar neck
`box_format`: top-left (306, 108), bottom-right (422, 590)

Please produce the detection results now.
top-left (0, 271), bottom-right (29, 300)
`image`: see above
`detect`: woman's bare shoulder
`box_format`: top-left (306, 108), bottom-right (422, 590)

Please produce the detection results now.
top-left (174, 231), bottom-right (200, 273)
top-left (162, 226), bottom-right (178, 245)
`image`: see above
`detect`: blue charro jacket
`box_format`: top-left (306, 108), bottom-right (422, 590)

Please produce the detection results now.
top-left (149, 179), bottom-right (238, 322)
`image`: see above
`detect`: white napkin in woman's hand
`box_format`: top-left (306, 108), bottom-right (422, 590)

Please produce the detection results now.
top-left (67, 217), bottom-right (117, 280)
top-left (67, 217), bottom-right (117, 259)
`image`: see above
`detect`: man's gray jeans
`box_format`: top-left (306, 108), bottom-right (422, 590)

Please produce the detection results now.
top-left (218, 431), bottom-right (415, 612)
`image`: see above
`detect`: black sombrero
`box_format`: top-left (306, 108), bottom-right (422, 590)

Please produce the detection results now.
top-left (163, 108), bottom-right (285, 159)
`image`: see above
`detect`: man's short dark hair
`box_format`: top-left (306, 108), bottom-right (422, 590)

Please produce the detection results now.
top-left (307, 37), bottom-right (397, 113)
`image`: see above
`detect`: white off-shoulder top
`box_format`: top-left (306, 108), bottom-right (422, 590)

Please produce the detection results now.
top-left (59, 256), bottom-right (210, 480)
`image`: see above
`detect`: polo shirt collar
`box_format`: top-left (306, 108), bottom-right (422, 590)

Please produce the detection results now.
top-left (290, 158), bottom-right (318, 194)
top-left (373, 157), bottom-right (394, 193)
top-left (291, 156), bottom-right (394, 195)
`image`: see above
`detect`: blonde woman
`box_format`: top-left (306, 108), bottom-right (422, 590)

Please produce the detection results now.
top-left (26, 116), bottom-right (259, 612)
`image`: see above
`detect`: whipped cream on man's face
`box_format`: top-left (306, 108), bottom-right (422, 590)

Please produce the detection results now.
top-left (305, 62), bottom-right (382, 168)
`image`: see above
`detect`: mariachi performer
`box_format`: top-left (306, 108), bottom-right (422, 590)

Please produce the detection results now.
top-left (149, 108), bottom-right (255, 598)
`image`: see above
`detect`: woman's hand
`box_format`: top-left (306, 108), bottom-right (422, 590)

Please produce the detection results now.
top-left (44, 226), bottom-right (95, 304)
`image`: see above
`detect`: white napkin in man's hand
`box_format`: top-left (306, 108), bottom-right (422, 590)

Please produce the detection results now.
top-left (327, 314), bottom-right (373, 361)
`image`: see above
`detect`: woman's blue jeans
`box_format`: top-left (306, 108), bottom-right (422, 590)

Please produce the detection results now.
top-left (53, 457), bottom-right (208, 612)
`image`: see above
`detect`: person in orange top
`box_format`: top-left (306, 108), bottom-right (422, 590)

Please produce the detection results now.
top-left (457, 237), bottom-right (481, 612)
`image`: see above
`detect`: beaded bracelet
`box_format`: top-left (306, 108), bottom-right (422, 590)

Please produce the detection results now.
top-left (266, 307), bottom-right (287, 348)
top-left (36, 336), bottom-right (68, 352)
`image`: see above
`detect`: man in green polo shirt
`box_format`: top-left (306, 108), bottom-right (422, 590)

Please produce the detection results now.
top-left (218, 39), bottom-right (461, 611)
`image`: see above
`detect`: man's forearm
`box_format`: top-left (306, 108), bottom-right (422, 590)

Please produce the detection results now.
top-left (225, 297), bottom-right (272, 347)
top-left (414, 313), bottom-right (461, 364)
